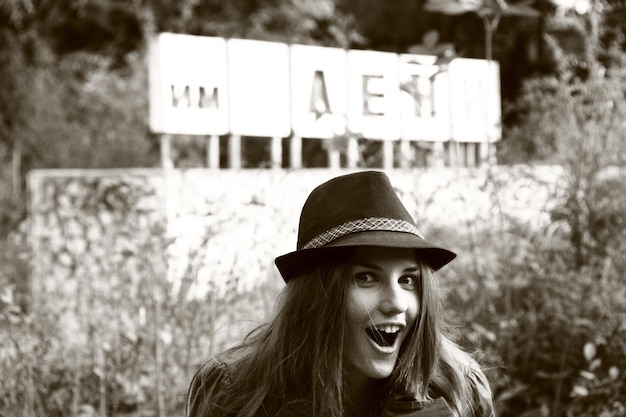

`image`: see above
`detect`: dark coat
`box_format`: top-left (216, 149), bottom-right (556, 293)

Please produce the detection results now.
top-left (186, 359), bottom-right (455, 417)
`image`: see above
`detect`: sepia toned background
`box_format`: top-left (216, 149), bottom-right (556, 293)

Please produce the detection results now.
top-left (1, 1), bottom-right (626, 416)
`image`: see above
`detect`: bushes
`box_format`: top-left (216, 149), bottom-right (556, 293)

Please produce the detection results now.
top-left (1, 165), bottom-right (625, 416)
top-left (0, 231), bottom-right (279, 417)
top-left (3, 64), bottom-right (626, 414)
top-left (448, 62), bottom-right (626, 414)
top-left (435, 169), bottom-right (626, 416)
top-left (0, 174), bottom-right (281, 417)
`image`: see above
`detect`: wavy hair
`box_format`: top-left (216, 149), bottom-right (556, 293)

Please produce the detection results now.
top-left (187, 251), bottom-right (494, 417)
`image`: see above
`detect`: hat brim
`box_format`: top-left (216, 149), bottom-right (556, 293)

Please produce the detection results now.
top-left (274, 230), bottom-right (456, 282)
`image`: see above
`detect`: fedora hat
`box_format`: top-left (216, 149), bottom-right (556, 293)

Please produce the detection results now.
top-left (275, 171), bottom-right (456, 282)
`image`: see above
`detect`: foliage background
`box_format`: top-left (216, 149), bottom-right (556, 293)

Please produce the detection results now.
top-left (1, 0), bottom-right (626, 416)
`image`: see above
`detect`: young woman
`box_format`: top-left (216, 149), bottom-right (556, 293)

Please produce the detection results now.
top-left (187, 171), bottom-right (495, 417)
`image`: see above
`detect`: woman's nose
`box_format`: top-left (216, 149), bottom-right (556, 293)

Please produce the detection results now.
top-left (379, 281), bottom-right (408, 315)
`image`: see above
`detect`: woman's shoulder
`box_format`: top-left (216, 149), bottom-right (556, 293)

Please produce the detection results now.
top-left (186, 358), bottom-right (234, 417)
top-left (190, 357), bottom-right (233, 391)
top-left (466, 361), bottom-right (495, 417)
top-left (381, 393), bottom-right (456, 417)
top-left (435, 337), bottom-right (496, 417)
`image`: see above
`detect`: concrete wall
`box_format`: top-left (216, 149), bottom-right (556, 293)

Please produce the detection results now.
top-left (28, 166), bottom-right (565, 310)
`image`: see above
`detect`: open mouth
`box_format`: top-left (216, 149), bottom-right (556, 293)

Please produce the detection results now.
top-left (366, 326), bottom-right (401, 347)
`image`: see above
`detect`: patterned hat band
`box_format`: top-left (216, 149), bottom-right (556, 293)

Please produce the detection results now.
top-left (301, 217), bottom-right (424, 250)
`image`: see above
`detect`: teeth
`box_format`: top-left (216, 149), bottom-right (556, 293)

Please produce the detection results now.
top-left (377, 325), bottom-right (400, 334)
top-left (366, 326), bottom-right (401, 347)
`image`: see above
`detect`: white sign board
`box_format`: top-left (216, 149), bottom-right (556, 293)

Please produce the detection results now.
top-left (347, 50), bottom-right (400, 140)
top-left (399, 54), bottom-right (451, 142)
top-left (449, 58), bottom-right (501, 143)
top-left (227, 39), bottom-right (291, 137)
top-left (149, 33), bottom-right (229, 135)
top-left (290, 44), bottom-right (348, 139)
top-left (148, 33), bottom-right (501, 143)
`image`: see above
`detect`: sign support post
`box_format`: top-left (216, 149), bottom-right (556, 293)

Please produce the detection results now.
top-left (347, 137), bottom-right (359, 168)
top-left (383, 141), bottom-right (394, 169)
top-left (229, 135), bottom-right (242, 169)
top-left (207, 135), bottom-right (220, 168)
top-left (271, 137), bottom-right (282, 169)
top-left (290, 136), bottom-right (302, 169)
top-left (160, 135), bottom-right (174, 169)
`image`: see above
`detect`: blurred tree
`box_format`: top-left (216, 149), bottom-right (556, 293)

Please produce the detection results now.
top-left (499, 0), bottom-right (626, 164)
top-left (153, 0), bottom-right (363, 47)
top-left (2, 0), bottom-right (626, 224)
top-left (32, 0), bottom-right (142, 67)
top-left (338, 0), bottom-right (424, 50)
top-left (0, 0), bottom-right (160, 234)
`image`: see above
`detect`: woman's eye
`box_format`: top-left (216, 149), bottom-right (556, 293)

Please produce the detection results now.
top-left (399, 276), bottom-right (417, 287)
top-left (354, 272), bottom-right (374, 284)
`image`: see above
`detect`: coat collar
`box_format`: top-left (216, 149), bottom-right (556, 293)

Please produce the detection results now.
top-left (272, 394), bottom-right (455, 417)
top-left (379, 393), bottom-right (455, 417)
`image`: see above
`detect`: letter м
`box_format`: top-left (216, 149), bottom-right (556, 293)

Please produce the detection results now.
top-left (199, 86), bottom-right (219, 109)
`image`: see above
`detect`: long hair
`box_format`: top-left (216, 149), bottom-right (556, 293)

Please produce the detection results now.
top-left (418, 268), bottom-right (496, 417)
top-left (187, 254), bottom-right (494, 417)
top-left (188, 261), bottom-right (350, 417)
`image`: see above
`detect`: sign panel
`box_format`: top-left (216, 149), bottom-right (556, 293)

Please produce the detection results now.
top-left (148, 34), bottom-right (501, 143)
top-left (290, 44), bottom-right (348, 139)
top-left (347, 50), bottom-right (400, 140)
top-left (227, 39), bottom-right (291, 137)
top-left (149, 33), bottom-right (229, 135)
top-left (449, 58), bottom-right (501, 142)
top-left (399, 54), bottom-right (451, 141)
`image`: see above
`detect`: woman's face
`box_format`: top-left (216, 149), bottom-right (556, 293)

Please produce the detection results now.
top-left (344, 246), bottom-right (421, 383)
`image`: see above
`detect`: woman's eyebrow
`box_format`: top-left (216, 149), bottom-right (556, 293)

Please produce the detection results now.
top-left (352, 262), bottom-right (420, 272)
top-left (352, 262), bottom-right (381, 270)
